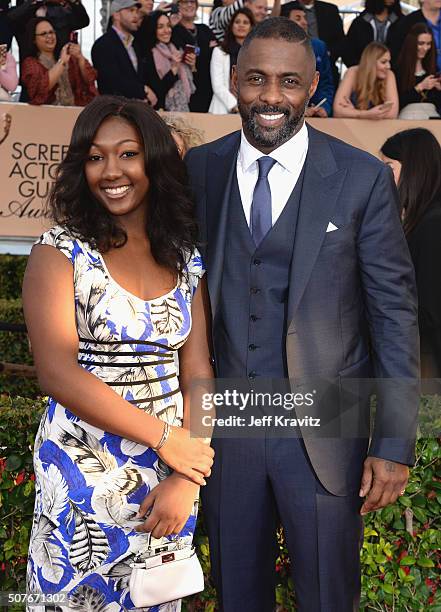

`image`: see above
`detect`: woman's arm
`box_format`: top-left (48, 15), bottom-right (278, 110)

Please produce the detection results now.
top-left (0, 52), bottom-right (18, 92)
top-left (332, 67), bottom-right (362, 118)
top-left (23, 245), bottom-right (213, 483)
top-left (210, 47), bottom-right (237, 112)
top-left (383, 70), bottom-right (399, 118)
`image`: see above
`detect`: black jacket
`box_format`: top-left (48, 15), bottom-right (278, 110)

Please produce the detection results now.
top-left (343, 11), bottom-right (401, 67)
top-left (313, 0), bottom-right (345, 64)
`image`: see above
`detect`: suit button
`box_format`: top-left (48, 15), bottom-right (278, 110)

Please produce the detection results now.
top-left (250, 314), bottom-right (258, 322)
top-left (253, 259), bottom-right (261, 266)
top-left (250, 287), bottom-right (260, 294)
top-left (249, 344), bottom-right (258, 351)
top-left (249, 371), bottom-right (257, 379)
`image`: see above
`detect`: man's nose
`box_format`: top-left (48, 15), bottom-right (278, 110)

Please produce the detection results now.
top-left (260, 80), bottom-right (284, 106)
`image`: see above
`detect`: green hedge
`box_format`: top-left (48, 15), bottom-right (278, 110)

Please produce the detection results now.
top-left (0, 395), bottom-right (440, 611)
top-left (0, 256), bottom-right (27, 301)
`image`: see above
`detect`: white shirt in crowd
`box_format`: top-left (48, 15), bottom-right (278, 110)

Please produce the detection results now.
top-left (236, 121), bottom-right (309, 227)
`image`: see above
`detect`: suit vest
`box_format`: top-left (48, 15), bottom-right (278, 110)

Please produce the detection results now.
top-left (215, 168), bottom-right (304, 380)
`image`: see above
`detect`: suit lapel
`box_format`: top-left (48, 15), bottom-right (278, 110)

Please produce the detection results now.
top-left (205, 132), bottom-right (241, 319)
top-left (286, 127), bottom-right (347, 327)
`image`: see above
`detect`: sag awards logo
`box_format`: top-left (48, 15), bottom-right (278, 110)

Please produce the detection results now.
top-left (1, 122), bottom-right (69, 221)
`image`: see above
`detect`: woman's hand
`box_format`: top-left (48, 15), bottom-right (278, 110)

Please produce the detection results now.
top-left (364, 103), bottom-right (392, 120)
top-left (67, 43), bottom-right (83, 61)
top-left (184, 51), bottom-right (196, 71)
top-left (59, 44), bottom-right (71, 66)
top-left (417, 74), bottom-right (440, 92)
top-left (170, 48), bottom-right (182, 74)
top-left (156, 425), bottom-right (214, 485)
top-left (134, 472), bottom-right (199, 538)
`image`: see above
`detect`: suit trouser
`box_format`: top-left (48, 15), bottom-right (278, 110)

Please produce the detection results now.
top-left (201, 436), bottom-right (364, 612)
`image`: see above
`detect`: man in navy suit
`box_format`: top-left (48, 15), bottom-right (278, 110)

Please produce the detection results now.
top-left (185, 17), bottom-right (419, 612)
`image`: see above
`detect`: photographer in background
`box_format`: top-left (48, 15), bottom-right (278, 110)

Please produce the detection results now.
top-left (21, 16), bottom-right (96, 105)
top-left (7, 0), bottom-right (89, 62)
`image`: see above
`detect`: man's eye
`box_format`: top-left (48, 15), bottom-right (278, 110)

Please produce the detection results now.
top-left (283, 78), bottom-right (300, 86)
top-left (249, 76), bottom-right (263, 84)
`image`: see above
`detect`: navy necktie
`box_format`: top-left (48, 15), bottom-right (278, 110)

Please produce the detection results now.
top-left (251, 156), bottom-right (276, 246)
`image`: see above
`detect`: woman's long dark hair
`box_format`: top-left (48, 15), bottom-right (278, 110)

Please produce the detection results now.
top-left (145, 10), bottom-right (170, 50)
top-left (381, 128), bottom-right (441, 236)
top-left (221, 7), bottom-right (255, 55)
top-left (23, 17), bottom-right (60, 59)
top-left (49, 96), bottom-right (198, 276)
top-left (396, 24), bottom-right (436, 94)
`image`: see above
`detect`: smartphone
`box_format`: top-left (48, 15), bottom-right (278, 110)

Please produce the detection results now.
top-left (183, 43), bottom-right (195, 61)
top-left (0, 44), bottom-right (7, 66)
top-left (170, 3), bottom-right (179, 14)
top-left (69, 31), bottom-right (78, 44)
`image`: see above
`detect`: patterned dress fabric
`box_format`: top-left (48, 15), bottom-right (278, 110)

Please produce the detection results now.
top-left (26, 226), bottom-right (205, 612)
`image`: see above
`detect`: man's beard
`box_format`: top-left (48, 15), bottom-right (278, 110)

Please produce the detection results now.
top-left (238, 101), bottom-right (307, 149)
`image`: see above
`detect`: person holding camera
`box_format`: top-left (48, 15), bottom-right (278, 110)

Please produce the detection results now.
top-left (21, 16), bottom-right (96, 105)
top-left (7, 0), bottom-right (89, 63)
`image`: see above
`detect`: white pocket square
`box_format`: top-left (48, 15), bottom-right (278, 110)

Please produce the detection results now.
top-left (326, 222), bottom-right (338, 233)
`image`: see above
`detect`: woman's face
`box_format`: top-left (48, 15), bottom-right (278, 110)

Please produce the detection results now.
top-left (35, 20), bottom-right (57, 55)
top-left (85, 116), bottom-right (150, 224)
top-left (156, 15), bottom-right (172, 44)
top-left (417, 33), bottom-right (432, 60)
top-left (380, 153), bottom-right (402, 185)
top-left (232, 13), bottom-right (252, 41)
top-left (376, 52), bottom-right (391, 80)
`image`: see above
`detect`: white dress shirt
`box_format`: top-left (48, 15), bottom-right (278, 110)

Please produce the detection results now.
top-left (236, 123), bottom-right (309, 227)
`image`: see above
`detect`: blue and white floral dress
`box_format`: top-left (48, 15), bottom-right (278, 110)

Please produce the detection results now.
top-left (26, 226), bottom-right (205, 612)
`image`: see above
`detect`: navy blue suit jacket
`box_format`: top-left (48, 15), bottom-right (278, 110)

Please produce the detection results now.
top-left (186, 126), bottom-right (420, 495)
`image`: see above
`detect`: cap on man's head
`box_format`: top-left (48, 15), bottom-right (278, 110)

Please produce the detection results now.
top-left (110, 0), bottom-right (140, 15)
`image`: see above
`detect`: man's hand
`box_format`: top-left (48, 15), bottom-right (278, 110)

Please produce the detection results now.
top-left (359, 457), bottom-right (409, 515)
top-left (134, 472), bottom-right (199, 538)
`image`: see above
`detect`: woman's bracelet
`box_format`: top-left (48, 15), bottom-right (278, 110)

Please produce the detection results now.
top-left (152, 421), bottom-right (171, 451)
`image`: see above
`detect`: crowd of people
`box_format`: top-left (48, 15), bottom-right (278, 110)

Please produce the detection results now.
top-left (1, 0), bottom-right (441, 117)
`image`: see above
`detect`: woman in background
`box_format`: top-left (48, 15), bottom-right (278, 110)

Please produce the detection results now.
top-left (21, 17), bottom-right (96, 106)
top-left (209, 7), bottom-right (254, 114)
top-left (381, 128), bottom-right (441, 377)
top-left (395, 23), bottom-right (441, 119)
top-left (333, 41), bottom-right (398, 119)
top-left (146, 10), bottom-right (196, 111)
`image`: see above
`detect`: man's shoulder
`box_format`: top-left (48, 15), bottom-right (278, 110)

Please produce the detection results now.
top-left (186, 130), bottom-right (241, 164)
top-left (311, 37), bottom-right (327, 55)
top-left (92, 29), bottom-right (117, 51)
top-left (308, 126), bottom-right (385, 175)
top-left (402, 9), bottom-right (424, 26)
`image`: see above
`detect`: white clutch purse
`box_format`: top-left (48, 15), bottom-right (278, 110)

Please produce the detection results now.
top-left (129, 540), bottom-right (204, 607)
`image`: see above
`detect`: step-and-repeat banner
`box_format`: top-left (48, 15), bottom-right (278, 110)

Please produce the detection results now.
top-left (1, 102), bottom-right (441, 240)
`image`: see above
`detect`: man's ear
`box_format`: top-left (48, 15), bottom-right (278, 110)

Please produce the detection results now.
top-left (231, 65), bottom-right (238, 96)
top-left (308, 70), bottom-right (319, 100)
